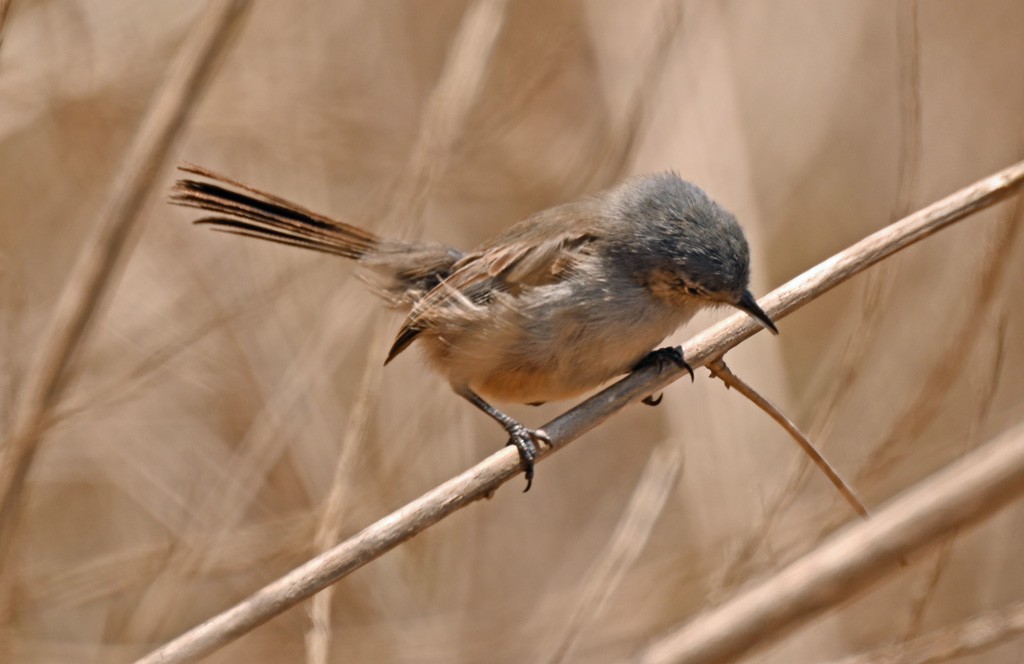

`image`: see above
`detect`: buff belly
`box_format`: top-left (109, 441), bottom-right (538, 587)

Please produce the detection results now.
top-left (417, 290), bottom-right (693, 404)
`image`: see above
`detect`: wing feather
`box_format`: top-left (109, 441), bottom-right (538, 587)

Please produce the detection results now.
top-left (384, 228), bottom-right (599, 362)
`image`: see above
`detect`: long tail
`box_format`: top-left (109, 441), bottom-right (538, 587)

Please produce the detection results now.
top-left (170, 164), bottom-right (380, 259)
top-left (171, 164), bottom-right (464, 309)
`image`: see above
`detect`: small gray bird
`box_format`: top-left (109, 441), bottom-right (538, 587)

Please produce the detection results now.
top-left (171, 166), bottom-right (777, 490)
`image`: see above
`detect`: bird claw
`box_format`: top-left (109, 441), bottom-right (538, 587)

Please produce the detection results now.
top-left (641, 393), bottom-right (663, 406)
top-left (634, 346), bottom-right (694, 382)
top-left (504, 424), bottom-right (549, 492)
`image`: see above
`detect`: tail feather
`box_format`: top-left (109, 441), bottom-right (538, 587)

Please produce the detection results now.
top-left (170, 164), bottom-right (380, 259)
top-left (170, 164), bottom-right (465, 317)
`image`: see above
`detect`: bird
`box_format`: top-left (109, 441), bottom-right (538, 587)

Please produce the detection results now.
top-left (170, 165), bottom-right (777, 490)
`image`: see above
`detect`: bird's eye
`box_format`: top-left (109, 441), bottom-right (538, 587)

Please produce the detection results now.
top-left (685, 285), bottom-right (701, 296)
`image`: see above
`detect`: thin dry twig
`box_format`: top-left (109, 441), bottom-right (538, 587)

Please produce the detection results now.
top-left (715, 268), bottom-right (894, 590)
top-left (830, 600), bottom-right (1024, 664)
top-left (707, 358), bottom-right (869, 519)
top-left (0, 0), bottom-right (248, 573)
top-left (634, 421), bottom-right (1024, 664)
top-left (133, 161), bottom-right (1024, 664)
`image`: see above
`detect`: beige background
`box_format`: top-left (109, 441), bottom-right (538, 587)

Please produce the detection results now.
top-left (1, 1), bottom-right (1023, 662)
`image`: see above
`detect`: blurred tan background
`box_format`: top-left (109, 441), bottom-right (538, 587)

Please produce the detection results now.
top-left (1, 1), bottom-right (1023, 662)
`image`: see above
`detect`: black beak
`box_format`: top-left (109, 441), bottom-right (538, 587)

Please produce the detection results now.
top-left (735, 290), bottom-right (778, 335)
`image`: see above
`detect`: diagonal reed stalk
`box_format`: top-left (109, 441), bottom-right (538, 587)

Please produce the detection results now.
top-left (306, 2), bottom-right (510, 662)
top-left (134, 161), bottom-right (1024, 664)
top-left (830, 599), bottom-right (1024, 664)
top-left (635, 420), bottom-right (1024, 664)
top-left (0, 0), bottom-right (248, 583)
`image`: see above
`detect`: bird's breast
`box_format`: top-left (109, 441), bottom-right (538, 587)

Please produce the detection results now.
top-left (419, 277), bottom-right (698, 404)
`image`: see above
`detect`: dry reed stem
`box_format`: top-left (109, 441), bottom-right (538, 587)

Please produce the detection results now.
top-left (17, 511), bottom-right (315, 613)
top-left (0, 0), bottom-right (11, 48)
top-left (888, 292), bottom-right (1013, 650)
top-left (50, 265), bottom-right (307, 425)
top-left (893, 0), bottom-right (922, 219)
top-left (856, 195), bottom-right (1023, 484)
top-left (897, 536), bottom-right (957, 647)
top-left (590, 0), bottom-right (684, 187)
top-left (304, 3), bottom-right (509, 662)
top-left (634, 421), bottom-right (1024, 664)
top-left (707, 358), bottom-right (869, 519)
top-left (304, 313), bottom-right (388, 664)
top-left (134, 160), bottom-right (1024, 664)
top-left (534, 442), bottom-right (685, 664)
top-left (830, 600), bottom-right (1024, 664)
top-left (721, 194), bottom-right (1020, 591)
top-left (386, 0), bottom-right (509, 238)
top-left (715, 0), bottom-right (924, 584)
top-left (113, 288), bottom-right (373, 642)
top-left (0, 0), bottom-right (248, 575)
top-left (186, 288), bottom-right (371, 534)
top-left (715, 268), bottom-right (894, 590)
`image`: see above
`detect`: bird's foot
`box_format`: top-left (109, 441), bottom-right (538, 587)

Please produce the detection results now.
top-left (503, 423), bottom-right (549, 492)
top-left (634, 346), bottom-right (694, 381)
top-left (635, 347), bottom-right (694, 406)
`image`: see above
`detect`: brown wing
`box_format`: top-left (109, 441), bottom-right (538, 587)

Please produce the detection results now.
top-left (383, 227), bottom-right (599, 364)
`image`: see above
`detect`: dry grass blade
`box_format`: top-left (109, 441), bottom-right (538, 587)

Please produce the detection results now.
top-left (893, 0), bottom-right (922, 219)
top-left (830, 600), bottom-right (1024, 664)
top-left (48, 265), bottom-right (307, 425)
top-left (589, 0), bottom-right (684, 186)
top-left (0, 0), bottom-right (248, 573)
top-left (707, 358), bottom-right (869, 519)
top-left (634, 421), bottom-right (1024, 664)
top-left (133, 162), bottom-right (1024, 664)
top-left (897, 537), bottom-right (957, 646)
top-left (534, 443), bottom-right (684, 664)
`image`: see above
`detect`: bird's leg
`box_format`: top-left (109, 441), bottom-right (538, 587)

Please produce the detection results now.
top-left (456, 387), bottom-right (549, 492)
top-left (634, 346), bottom-right (694, 407)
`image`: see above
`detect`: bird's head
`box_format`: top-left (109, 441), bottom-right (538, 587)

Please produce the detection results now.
top-left (608, 172), bottom-right (778, 334)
